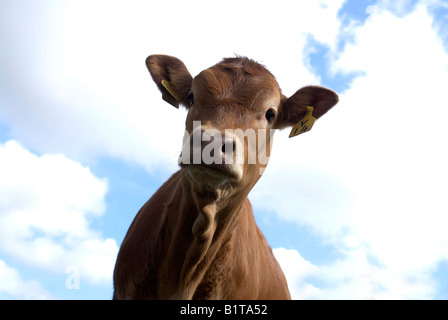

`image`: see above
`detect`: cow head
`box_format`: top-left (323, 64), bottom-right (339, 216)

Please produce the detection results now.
top-left (146, 55), bottom-right (338, 196)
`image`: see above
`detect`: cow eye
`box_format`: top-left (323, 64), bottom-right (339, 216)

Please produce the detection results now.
top-left (265, 108), bottom-right (276, 122)
top-left (188, 93), bottom-right (194, 106)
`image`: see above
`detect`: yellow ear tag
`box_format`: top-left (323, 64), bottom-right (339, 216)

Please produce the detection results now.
top-left (289, 106), bottom-right (316, 138)
top-left (161, 79), bottom-right (181, 102)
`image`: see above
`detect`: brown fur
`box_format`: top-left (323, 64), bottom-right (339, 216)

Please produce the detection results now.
top-left (113, 55), bottom-right (338, 299)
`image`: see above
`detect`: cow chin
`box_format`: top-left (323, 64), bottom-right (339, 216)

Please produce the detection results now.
top-left (183, 164), bottom-right (242, 189)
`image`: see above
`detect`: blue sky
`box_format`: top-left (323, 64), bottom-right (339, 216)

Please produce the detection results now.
top-left (1, 0), bottom-right (448, 299)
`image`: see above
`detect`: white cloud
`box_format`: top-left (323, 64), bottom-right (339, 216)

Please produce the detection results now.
top-left (314, 246), bottom-right (436, 299)
top-left (273, 248), bottom-right (320, 299)
top-left (275, 246), bottom-right (436, 300)
top-left (0, 0), bottom-right (346, 174)
top-left (327, 2), bottom-right (448, 272)
top-left (252, 163), bottom-right (353, 241)
top-left (0, 140), bottom-right (118, 286)
top-left (0, 260), bottom-right (54, 300)
top-left (255, 2), bottom-right (448, 298)
top-left (2, 0), bottom-right (448, 300)
top-left (0, 0), bottom-right (348, 299)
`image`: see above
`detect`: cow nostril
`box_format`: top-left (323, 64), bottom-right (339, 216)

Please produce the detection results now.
top-left (221, 139), bottom-right (235, 154)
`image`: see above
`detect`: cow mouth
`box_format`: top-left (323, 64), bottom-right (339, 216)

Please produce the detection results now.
top-left (181, 163), bottom-right (242, 188)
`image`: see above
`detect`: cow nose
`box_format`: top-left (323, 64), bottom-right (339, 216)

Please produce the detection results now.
top-left (198, 129), bottom-right (238, 165)
top-left (221, 137), bottom-right (236, 155)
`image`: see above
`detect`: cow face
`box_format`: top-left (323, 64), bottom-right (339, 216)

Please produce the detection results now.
top-left (146, 55), bottom-right (338, 193)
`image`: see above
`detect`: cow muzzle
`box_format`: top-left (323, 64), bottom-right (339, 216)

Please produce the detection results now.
top-left (178, 125), bottom-right (244, 188)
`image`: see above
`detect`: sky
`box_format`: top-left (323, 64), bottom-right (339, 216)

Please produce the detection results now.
top-left (1, 0), bottom-right (448, 300)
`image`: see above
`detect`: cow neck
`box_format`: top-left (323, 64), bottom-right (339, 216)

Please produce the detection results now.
top-left (169, 170), bottom-right (250, 298)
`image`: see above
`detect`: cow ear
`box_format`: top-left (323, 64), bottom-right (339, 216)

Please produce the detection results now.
top-left (146, 55), bottom-right (193, 108)
top-left (275, 86), bottom-right (339, 137)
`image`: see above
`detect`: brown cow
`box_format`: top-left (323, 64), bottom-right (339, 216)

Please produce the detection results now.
top-left (113, 55), bottom-right (338, 299)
